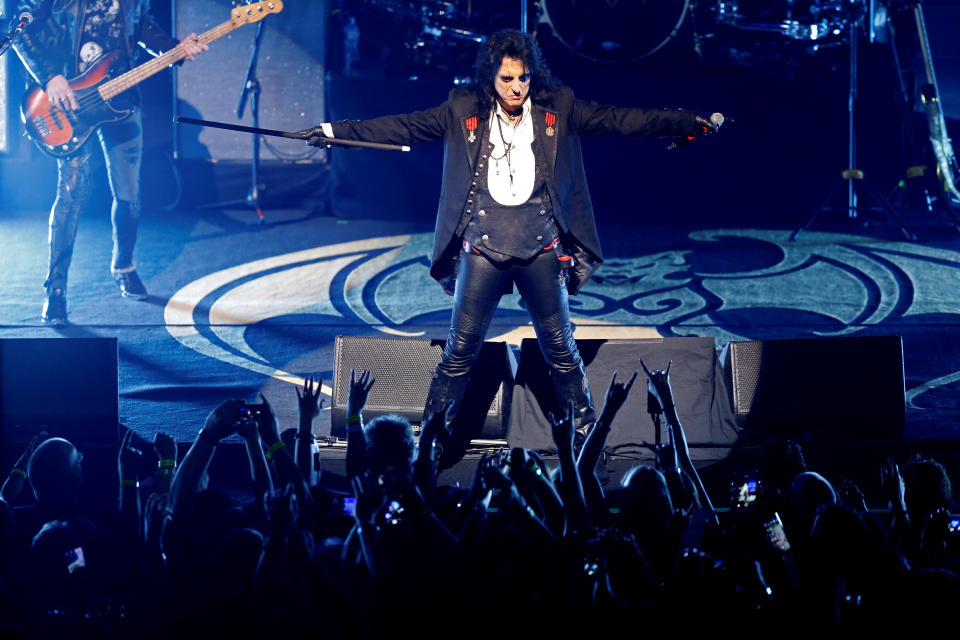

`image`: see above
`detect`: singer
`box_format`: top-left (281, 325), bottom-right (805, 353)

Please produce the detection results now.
top-left (11, 0), bottom-right (207, 324)
top-left (310, 29), bottom-right (723, 433)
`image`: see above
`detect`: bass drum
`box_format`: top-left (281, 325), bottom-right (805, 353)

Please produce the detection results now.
top-left (540, 0), bottom-right (691, 63)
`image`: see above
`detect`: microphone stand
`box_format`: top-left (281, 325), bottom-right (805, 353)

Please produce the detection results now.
top-left (0, 16), bottom-right (30, 58)
top-left (201, 19), bottom-right (268, 223)
top-left (791, 2), bottom-right (915, 241)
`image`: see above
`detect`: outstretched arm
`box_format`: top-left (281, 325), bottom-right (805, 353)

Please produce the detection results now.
top-left (571, 93), bottom-right (723, 139)
top-left (168, 399), bottom-right (242, 517)
top-left (295, 375), bottom-right (323, 484)
top-left (235, 418), bottom-right (272, 507)
top-left (641, 360), bottom-right (717, 518)
top-left (307, 101), bottom-right (452, 149)
top-left (413, 400), bottom-right (452, 503)
top-left (345, 369), bottom-right (375, 480)
top-left (117, 428), bottom-right (143, 535)
top-left (577, 371), bottom-right (637, 522)
top-left (1, 432), bottom-right (43, 502)
top-left (550, 400), bottom-right (590, 534)
top-left (153, 432), bottom-right (178, 496)
top-left (252, 394), bottom-right (315, 523)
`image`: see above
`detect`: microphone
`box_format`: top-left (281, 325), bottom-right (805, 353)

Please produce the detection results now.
top-left (667, 112), bottom-right (725, 151)
top-left (1, 11), bottom-right (32, 52)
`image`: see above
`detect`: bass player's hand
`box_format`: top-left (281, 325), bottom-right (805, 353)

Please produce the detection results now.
top-left (46, 75), bottom-right (77, 111)
top-left (180, 33), bottom-right (209, 61)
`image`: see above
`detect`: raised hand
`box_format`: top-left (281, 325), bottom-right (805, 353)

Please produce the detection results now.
top-left (14, 432), bottom-right (46, 470)
top-left (881, 458), bottom-right (906, 512)
top-left (235, 415), bottom-right (260, 443)
top-left (296, 375), bottom-right (324, 435)
top-left (837, 478), bottom-right (868, 513)
top-left (598, 370), bottom-right (637, 424)
top-left (347, 369), bottom-right (375, 418)
top-left (640, 359), bottom-right (674, 414)
top-left (251, 393), bottom-right (281, 444)
top-left (202, 399), bottom-right (244, 441)
top-left (154, 432), bottom-right (176, 462)
top-left (480, 449), bottom-right (514, 494)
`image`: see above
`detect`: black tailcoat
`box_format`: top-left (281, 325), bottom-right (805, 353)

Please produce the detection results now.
top-left (331, 85), bottom-right (701, 295)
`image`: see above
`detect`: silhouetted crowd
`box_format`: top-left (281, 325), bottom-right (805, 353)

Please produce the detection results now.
top-left (1, 364), bottom-right (958, 637)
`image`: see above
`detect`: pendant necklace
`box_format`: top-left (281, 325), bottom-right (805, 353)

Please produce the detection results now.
top-left (492, 111), bottom-right (520, 194)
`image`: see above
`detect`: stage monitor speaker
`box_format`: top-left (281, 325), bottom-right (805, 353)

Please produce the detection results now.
top-left (0, 338), bottom-right (118, 467)
top-left (331, 335), bottom-right (515, 440)
top-left (723, 335), bottom-right (905, 440)
top-left (510, 337), bottom-right (739, 451)
top-left (173, 0), bottom-right (327, 161)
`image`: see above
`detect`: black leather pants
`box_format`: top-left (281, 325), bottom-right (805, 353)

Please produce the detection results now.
top-left (424, 248), bottom-right (595, 427)
top-left (45, 109), bottom-right (142, 292)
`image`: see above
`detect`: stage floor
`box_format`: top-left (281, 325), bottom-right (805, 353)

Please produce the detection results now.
top-left (2, 202), bottom-right (960, 453)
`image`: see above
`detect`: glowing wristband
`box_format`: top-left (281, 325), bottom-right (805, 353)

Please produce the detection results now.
top-left (265, 440), bottom-right (286, 460)
top-left (10, 468), bottom-right (27, 479)
top-left (120, 479), bottom-right (140, 488)
top-left (159, 459), bottom-right (177, 468)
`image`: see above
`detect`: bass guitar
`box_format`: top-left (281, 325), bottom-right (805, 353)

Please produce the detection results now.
top-left (20, 0), bottom-right (283, 158)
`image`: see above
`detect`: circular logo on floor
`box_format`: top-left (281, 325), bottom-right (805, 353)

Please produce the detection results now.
top-left (164, 229), bottom-right (960, 406)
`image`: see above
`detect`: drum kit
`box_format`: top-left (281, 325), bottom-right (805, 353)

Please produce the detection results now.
top-left (353, 0), bottom-right (959, 232)
top-left (359, 0), bottom-right (866, 70)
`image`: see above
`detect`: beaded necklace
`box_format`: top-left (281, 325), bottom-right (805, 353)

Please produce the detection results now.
top-left (491, 109), bottom-right (522, 190)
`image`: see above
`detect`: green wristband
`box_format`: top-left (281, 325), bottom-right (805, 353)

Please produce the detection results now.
top-left (265, 440), bottom-right (286, 460)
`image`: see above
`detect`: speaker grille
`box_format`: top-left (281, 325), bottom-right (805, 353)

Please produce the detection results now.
top-left (334, 336), bottom-right (446, 413)
top-left (729, 341), bottom-right (763, 416)
top-left (331, 335), bottom-right (512, 439)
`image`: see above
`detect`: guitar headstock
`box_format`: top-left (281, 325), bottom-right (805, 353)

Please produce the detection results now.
top-left (231, 1), bottom-right (284, 25)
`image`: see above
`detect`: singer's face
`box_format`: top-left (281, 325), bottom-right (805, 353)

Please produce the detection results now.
top-left (494, 57), bottom-right (530, 114)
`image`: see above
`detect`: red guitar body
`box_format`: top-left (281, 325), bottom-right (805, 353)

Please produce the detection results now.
top-left (20, 51), bottom-right (132, 158)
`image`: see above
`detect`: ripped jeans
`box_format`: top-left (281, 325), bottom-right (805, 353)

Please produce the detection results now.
top-left (45, 108), bottom-right (142, 291)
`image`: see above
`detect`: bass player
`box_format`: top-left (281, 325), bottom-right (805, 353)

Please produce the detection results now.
top-left (12, 0), bottom-right (207, 324)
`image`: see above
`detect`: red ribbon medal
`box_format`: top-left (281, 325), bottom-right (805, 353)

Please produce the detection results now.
top-left (545, 112), bottom-right (556, 137)
top-left (466, 116), bottom-right (478, 142)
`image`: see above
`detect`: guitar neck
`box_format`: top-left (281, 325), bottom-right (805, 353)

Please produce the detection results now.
top-left (98, 17), bottom-right (243, 101)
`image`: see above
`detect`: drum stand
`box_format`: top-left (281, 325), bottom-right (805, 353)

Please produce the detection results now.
top-left (791, 13), bottom-right (915, 241)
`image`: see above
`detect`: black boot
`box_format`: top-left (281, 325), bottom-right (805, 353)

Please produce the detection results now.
top-left (422, 370), bottom-right (471, 469)
top-left (550, 362), bottom-right (596, 430)
top-left (421, 370), bottom-right (468, 435)
top-left (113, 268), bottom-right (148, 300)
top-left (41, 286), bottom-right (67, 325)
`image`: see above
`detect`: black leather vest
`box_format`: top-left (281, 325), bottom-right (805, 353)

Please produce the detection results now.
top-left (462, 149), bottom-right (558, 262)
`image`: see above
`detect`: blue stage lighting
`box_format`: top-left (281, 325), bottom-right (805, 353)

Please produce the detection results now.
top-left (0, 6), bottom-right (7, 154)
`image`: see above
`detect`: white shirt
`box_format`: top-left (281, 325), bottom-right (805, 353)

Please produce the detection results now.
top-left (487, 99), bottom-right (535, 206)
top-left (318, 98), bottom-right (537, 206)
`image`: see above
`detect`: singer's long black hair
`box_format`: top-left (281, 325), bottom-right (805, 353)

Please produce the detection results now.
top-left (473, 29), bottom-right (555, 113)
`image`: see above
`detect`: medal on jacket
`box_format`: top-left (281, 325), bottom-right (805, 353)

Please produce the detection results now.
top-left (545, 112), bottom-right (557, 137)
top-left (466, 116), bottom-right (478, 143)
